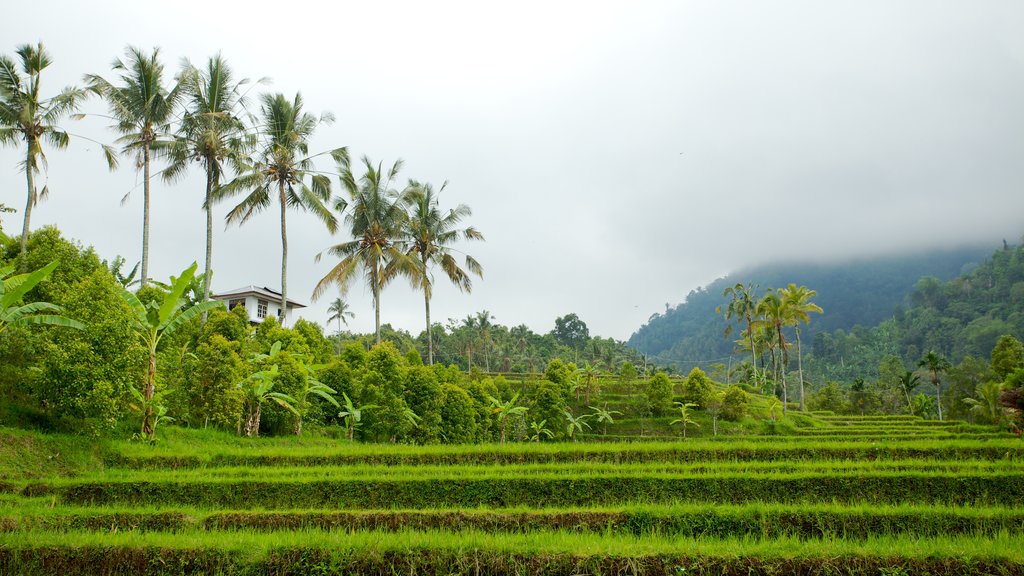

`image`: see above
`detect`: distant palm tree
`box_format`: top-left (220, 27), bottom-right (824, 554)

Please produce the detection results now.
top-left (326, 297), bottom-right (354, 332)
top-left (918, 351), bottom-right (952, 421)
top-left (404, 180), bottom-right (483, 364)
top-left (779, 284), bottom-right (823, 411)
top-left (757, 291), bottom-right (790, 413)
top-left (313, 156), bottom-right (417, 344)
top-left (221, 92), bottom-right (345, 324)
top-left (164, 55), bottom-right (258, 309)
top-left (85, 46), bottom-right (184, 287)
top-left (719, 283), bottom-right (760, 386)
top-left (0, 43), bottom-right (97, 259)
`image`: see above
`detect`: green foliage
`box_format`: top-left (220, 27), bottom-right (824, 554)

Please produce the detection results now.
top-left (645, 372), bottom-right (674, 416)
top-left (991, 335), bottom-right (1024, 379)
top-left (808, 382), bottom-right (848, 414)
top-left (181, 334), bottom-right (244, 430)
top-left (681, 368), bottom-right (713, 408)
top-left (544, 358), bottom-right (571, 388)
top-left (439, 384), bottom-right (479, 444)
top-left (531, 381), bottom-right (568, 440)
top-left (721, 385), bottom-right (749, 421)
top-left (552, 313), bottom-right (590, 352)
top-left (404, 366), bottom-right (442, 444)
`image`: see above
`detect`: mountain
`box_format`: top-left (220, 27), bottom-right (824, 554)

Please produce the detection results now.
top-left (628, 245), bottom-right (993, 371)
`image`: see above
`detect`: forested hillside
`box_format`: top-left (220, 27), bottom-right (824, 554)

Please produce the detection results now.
top-left (628, 246), bottom-right (992, 371)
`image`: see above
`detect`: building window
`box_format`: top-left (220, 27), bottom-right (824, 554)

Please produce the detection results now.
top-left (257, 299), bottom-right (268, 319)
top-left (228, 298), bottom-right (244, 310)
top-left (276, 307), bottom-right (283, 318)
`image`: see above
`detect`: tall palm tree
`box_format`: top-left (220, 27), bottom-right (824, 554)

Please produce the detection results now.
top-left (472, 310), bottom-right (495, 371)
top-left (404, 180), bottom-right (484, 364)
top-left (312, 156), bottom-right (417, 343)
top-left (326, 296), bottom-right (354, 332)
top-left (918, 350), bottom-right (952, 421)
top-left (163, 55), bottom-right (258, 310)
top-left (757, 291), bottom-right (790, 414)
top-left (718, 283), bottom-right (760, 386)
top-left (779, 284), bottom-right (823, 411)
top-left (0, 43), bottom-right (96, 259)
top-left (221, 92), bottom-right (345, 324)
top-left (85, 46), bottom-right (184, 287)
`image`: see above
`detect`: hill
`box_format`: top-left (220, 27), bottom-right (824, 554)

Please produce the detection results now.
top-left (628, 245), bottom-right (993, 371)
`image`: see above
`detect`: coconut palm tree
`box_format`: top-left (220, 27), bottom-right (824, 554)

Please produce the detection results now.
top-left (919, 350), bottom-right (952, 421)
top-left (312, 156), bottom-right (418, 343)
top-left (220, 92), bottom-right (344, 325)
top-left (757, 291), bottom-right (790, 413)
top-left (326, 297), bottom-right (354, 332)
top-left (403, 180), bottom-right (484, 364)
top-left (718, 283), bottom-right (760, 386)
top-left (85, 46), bottom-right (184, 287)
top-left (163, 55), bottom-right (258, 309)
top-left (779, 284), bottom-right (823, 411)
top-left (0, 43), bottom-right (97, 259)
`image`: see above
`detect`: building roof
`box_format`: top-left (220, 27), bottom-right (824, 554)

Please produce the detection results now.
top-left (211, 285), bottom-right (307, 309)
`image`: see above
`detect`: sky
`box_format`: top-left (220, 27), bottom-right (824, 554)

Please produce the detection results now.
top-left (2, 1), bottom-right (1023, 341)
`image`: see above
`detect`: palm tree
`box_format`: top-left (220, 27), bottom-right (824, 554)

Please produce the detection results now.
top-left (312, 156), bottom-right (417, 343)
top-left (778, 284), bottom-right (823, 411)
top-left (221, 92), bottom-right (344, 325)
top-left (85, 46), bottom-right (184, 287)
top-left (757, 291), bottom-right (790, 413)
top-left (326, 297), bottom-right (355, 332)
top-left (897, 370), bottom-right (921, 413)
top-left (0, 43), bottom-right (96, 258)
top-left (919, 351), bottom-right (952, 421)
top-left (163, 55), bottom-right (257, 309)
top-left (718, 283), bottom-right (760, 386)
top-left (472, 310), bottom-right (495, 371)
top-left (403, 180), bottom-right (484, 364)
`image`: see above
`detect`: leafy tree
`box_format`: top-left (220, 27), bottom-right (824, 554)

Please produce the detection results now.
top-left (532, 380), bottom-right (568, 440)
top-left (680, 367), bottom-right (712, 408)
top-left (705, 392), bottom-right (724, 436)
top-left (779, 284), bottom-right (823, 411)
top-left (553, 313), bottom-right (590, 359)
top-left (404, 365), bottom-right (442, 444)
top-left (164, 55), bottom-right (256, 308)
top-left (182, 334), bottom-right (244, 429)
top-left (85, 47), bottom-right (183, 286)
top-left (721, 385), bottom-right (748, 421)
top-left (222, 92), bottom-right (344, 323)
top-left (619, 362), bottom-right (637, 388)
top-left (808, 381), bottom-right (848, 414)
top-left (918, 350), bottom-right (952, 420)
top-left (438, 384), bottom-right (478, 444)
top-left (360, 341), bottom-right (411, 442)
top-left (238, 365), bottom-right (298, 437)
top-left (313, 157), bottom-right (415, 342)
top-left (646, 372), bottom-right (674, 416)
top-left (122, 262), bottom-right (224, 439)
top-left (991, 335), bottom-right (1024, 380)
top-left (911, 392), bottom-right (936, 419)
top-left (0, 43), bottom-right (96, 258)
top-left (669, 401), bottom-right (699, 439)
top-left (403, 180), bottom-right (483, 365)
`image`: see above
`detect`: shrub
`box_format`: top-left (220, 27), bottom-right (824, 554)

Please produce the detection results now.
top-left (721, 385), bottom-right (748, 421)
top-left (645, 373), bottom-right (674, 416)
top-left (681, 368), bottom-right (713, 407)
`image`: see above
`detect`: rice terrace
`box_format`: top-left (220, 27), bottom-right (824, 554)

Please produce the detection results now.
top-left (3, 2), bottom-right (1024, 575)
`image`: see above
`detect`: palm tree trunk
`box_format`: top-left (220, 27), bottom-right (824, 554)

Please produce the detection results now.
top-left (796, 327), bottom-right (805, 411)
top-left (746, 317), bottom-right (759, 387)
top-left (278, 182), bottom-right (288, 326)
top-left (202, 168), bottom-right (215, 323)
top-left (373, 280), bottom-right (381, 345)
top-left (778, 326), bottom-right (787, 415)
top-left (935, 378), bottom-right (943, 421)
top-left (424, 288), bottom-right (433, 364)
top-left (141, 142), bottom-right (151, 287)
top-left (19, 144), bottom-right (35, 263)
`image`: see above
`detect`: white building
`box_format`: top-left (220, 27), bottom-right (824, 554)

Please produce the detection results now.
top-left (211, 286), bottom-right (306, 325)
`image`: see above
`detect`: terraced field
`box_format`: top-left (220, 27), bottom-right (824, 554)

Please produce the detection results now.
top-left (1, 416), bottom-right (1022, 574)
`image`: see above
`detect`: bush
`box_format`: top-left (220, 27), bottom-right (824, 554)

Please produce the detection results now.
top-left (721, 385), bottom-right (748, 421)
top-left (681, 368), bottom-right (713, 407)
top-left (645, 373), bottom-right (674, 416)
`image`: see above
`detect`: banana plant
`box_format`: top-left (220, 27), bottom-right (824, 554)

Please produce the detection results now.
top-left (563, 409), bottom-right (591, 442)
top-left (589, 405), bottom-right (622, 436)
top-left (1, 261), bottom-right (84, 334)
top-left (122, 262), bottom-right (224, 439)
top-left (670, 401), bottom-right (700, 439)
top-left (338, 392), bottom-right (376, 441)
top-left (238, 365), bottom-right (298, 437)
top-left (128, 387), bottom-right (174, 442)
top-left (488, 392), bottom-right (528, 444)
top-left (528, 419), bottom-right (553, 442)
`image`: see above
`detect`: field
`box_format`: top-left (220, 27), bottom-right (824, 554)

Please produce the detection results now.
top-left (1, 414), bottom-right (1022, 575)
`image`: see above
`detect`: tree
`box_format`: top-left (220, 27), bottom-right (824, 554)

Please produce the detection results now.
top-left (403, 180), bottom-right (483, 365)
top-left (121, 263), bottom-right (224, 439)
top-left (488, 392), bottom-right (528, 444)
top-left (312, 157), bottom-right (415, 343)
top-left (718, 283), bottom-right (760, 386)
top-left (589, 405), bottom-right (622, 436)
top-left (669, 401), bottom-right (700, 439)
top-left (579, 362), bottom-right (601, 406)
top-left (164, 55), bottom-right (256, 310)
top-left (562, 409), bottom-right (591, 442)
top-left (991, 335), bottom-right (1024, 380)
top-left (779, 284), bottom-right (822, 411)
top-left (528, 419), bottom-right (553, 442)
top-left (681, 367), bottom-right (713, 408)
top-left (86, 47), bottom-right (183, 286)
top-left (897, 370), bottom-right (921, 413)
top-left (337, 392), bottom-right (375, 441)
top-left (706, 392), bottom-right (724, 436)
top-left (0, 43), bottom-right (97, 258)
top-left (918, 350), bottom-right (952, 420)
top-left (238, 365), bottom-right (298, 437)
top-left (720, 385), bottom-right (748, 421)
top-left (1, 261), bottom-right (84, 334)
top-left (553, 313), bottom-right (590, 360)
top-left (646, 372), bottom-right (674, 415)
top-left (963, 381), bottom-right (1006, 425)
top-left (326, 297), bottom-right (355, 332)
top-left (757, 291), bottom-right (790, 413)
top-left (222, 92), bottom-right (344, 324)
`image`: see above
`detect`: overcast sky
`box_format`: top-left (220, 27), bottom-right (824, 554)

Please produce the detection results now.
top-left (2, 1), bottom-right (1023, 340)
